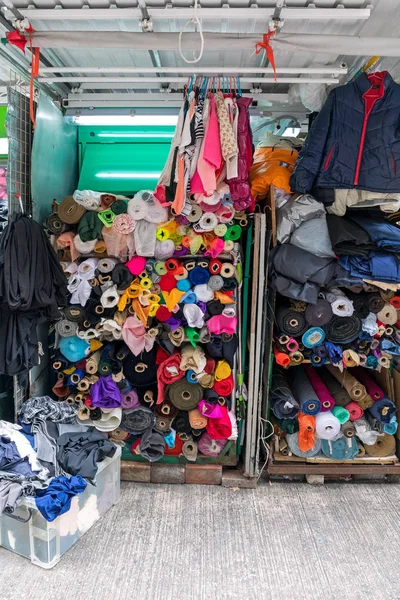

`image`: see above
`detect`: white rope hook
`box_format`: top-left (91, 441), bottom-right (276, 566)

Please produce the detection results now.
top-left (178, 0), bottom-right (204, 64)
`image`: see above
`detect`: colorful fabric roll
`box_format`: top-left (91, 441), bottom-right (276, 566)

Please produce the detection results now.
top-left (345, 401), bottom-right (365, 422)
top-left (326, 288), bottom-right (354, 317)
top-left (304, 364), bottom-right (335, 412)
top-left (368, 398), bottom-right (397, 424)
top-left (189, 408), bottom-right (208, 430)
top-left (91, 375), bottom-right (122, 409)
top-left (332, 405), bottom-right (350, 424)
top-left (377, 303), bottom-right (398, 325)
top-left (302, 327), bottom-right (325, 349)
top-left (315, 411), bottom-right (341, 440)
top-left (276, 307), bottom-right (308, 337)
top-left (298, 413), bottom-right (316, 452)
top-left (58, 195), bottom-right (86, 224)
top-left (78, 212), bottom-right (102, 242)
top-left (289, 367), bottom-right (320, 415)
top-left (341, 420), bottom-right (356, 438)
top-left (205, 406), bottom-right (232, 440)
top-left (326, 365), bottom-right (368, 402)
top-left (321, 435), bottom-right (358, 460)
top-left (350, 367), bottom-right (385, 401)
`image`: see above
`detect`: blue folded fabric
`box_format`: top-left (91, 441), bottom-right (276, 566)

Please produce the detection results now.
top-left (381, 339), bottom-right (400, 355)
top-left (325, 342), bottom-right (343, 364)
top-left (35, 475), bottom-right (87, 522)
top-left (339, 253), bottom-right (400, 283)
top-left (368, 398), bottom-right (397, 424)
top-left (350, 215), bottom-right (400, 252)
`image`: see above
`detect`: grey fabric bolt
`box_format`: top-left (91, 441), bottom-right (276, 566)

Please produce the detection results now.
top-left (121, 407), bottom-right (155, 435)
top-left (140, 427), bottom-right (166, 462)
top-left (208, 275), bottom-right (224, 291)
top-left (55, 319), bottom-right (78, 338)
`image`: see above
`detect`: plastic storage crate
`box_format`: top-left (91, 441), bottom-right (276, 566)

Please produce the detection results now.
top-left (0, 446), bottom-right (121, 569)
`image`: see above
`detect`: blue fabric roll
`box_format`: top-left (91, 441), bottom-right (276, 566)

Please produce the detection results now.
top-left (321, 435), bottom-right (358, 460)
top-left (310, 354), bottom-right (327, 367)
top-left (289, 367), bottom-right (321, 415)
top-left (286, 433), bottom-right (322, 458)
top-left (66, 369), bottom-right (85, 387)
top-left (366, 355), bottom-right (378, 369)
top-left (189, 266), bottom-right (210, 285)
top-left (325, 341), bottom-right (343, 364)
top-left (186, 370), bottom-right (199, 384)
top-left (180, 291), bottom-right (197, 304)
top-left (302, 327), bottom-right (326, 348)
top-left (59, 336), bottom-right (89, 362)
top-left (368, 398), bottom-right (397, 424)
top-left (381, 339), bottom-right (400, 355)
top-left (35, 475), bottom-right (87, 522)
top-left (270, 371), bottom-right (300, 420)
top-left (177, 279), bottom-right (191, 292)
top-left (384, 417), bottom-right (398, 435)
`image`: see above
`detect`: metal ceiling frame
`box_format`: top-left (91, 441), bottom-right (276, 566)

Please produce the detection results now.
top-left (2, 6), bottom-right (372, 22)
top-left (40, 66), bottom-right (347, 75)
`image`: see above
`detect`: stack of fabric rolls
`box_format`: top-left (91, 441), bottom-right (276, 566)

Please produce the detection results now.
top-left (45, 187), bottom-right (246, 464)
top-left (268, 72), bottom-right (400, 462)
top-left (270, 365), bottom-right (397, 460)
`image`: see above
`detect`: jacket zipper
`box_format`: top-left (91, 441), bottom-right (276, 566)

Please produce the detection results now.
top-left (323, 146), bottom-right (334, 170)
top-left (354, 97), bottom-right (380, 185)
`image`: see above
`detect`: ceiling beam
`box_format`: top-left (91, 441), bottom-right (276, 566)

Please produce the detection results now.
top-left (40, 66), bottom-right (347, 75)
top-left (2, 6), bottom-right (371, 22)
top-left (41, 76), bottom-right (341, 85)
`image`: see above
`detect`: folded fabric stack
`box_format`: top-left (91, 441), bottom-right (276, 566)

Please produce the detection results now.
top-left (0, 396), bottom-right (116, 520)
top-left (45, 188), bottom-right (243, 464)
top-left (271, 366), bottom-right (397, 460)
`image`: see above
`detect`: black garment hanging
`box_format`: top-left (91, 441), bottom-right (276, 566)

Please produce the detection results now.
top-left (0, 212), bottom-right (68, 376)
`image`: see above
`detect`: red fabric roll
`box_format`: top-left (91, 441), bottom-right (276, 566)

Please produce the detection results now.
top-left (346, 401), bottom-right (364, 421)
top-left (156, 346), bottom-right (170, 365)
top-left (209, 259), bottom-right (222, 274)
top-left (206, 405), bottom-right (232, 440)
top-left (213, 375), bottom-right (234, 396)
top-left (204, 358), bottom-right (216, 374)
top-left (165, 258), bottom-right (180, 273)
top-left (156, 306), bottom-right (172, 322)
top-left (157, 352), bottom-right (184, 404)
top-left (159, 274), bottom-right (177, 292)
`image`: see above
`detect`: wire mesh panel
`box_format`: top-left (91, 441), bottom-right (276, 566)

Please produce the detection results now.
top-left (6, 71), bottom-right (36, 416)
top-left (6, 71), bottom-right (34, 216)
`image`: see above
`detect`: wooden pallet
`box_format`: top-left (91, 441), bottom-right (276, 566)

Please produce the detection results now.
top-left (268, 451), bottom-right (400, 484)
top-left (121, 461), bottom-right (257, 488)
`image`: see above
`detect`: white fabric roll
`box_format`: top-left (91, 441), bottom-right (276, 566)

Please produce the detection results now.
top-left (183, 304), bottom-right (205, 329)
top-left (326, 288), bottom-right (354, 317)
top-left (134, 220), bottom-right (157, 256)
top-left (74, 235), bottom-right (97, 255)
top-left (127, 197), bottom-right (148, 221)
top-left (78, 258), bottom-right (99, 281)
top-left (194, 284), bottom-right (214, 302)
top-left (315, 411), bottom-right (341, 440)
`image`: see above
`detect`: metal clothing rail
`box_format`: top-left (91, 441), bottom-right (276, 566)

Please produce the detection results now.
top-left (39, 66), bottom-right (348, 75)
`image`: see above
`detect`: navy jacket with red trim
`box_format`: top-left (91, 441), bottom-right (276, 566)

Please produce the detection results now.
top-left (290, 72), bottom-right (400, 194)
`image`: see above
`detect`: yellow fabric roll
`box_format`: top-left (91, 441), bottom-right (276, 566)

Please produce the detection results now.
top-left (214, 360), bottom-right (232, 381)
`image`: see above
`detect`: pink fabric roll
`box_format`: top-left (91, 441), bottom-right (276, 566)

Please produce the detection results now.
top-left (198, 400), bottom-right (224, 419)
top-left (346, 401), bottom-right (364, 421)
top-left (304, 364), bottom-right (335, 412)
top-left (207, 315), bottom-right (237, 335)
top-left (126, 256), bottom-right (146, 276)
top-left (122, 315), bottom-right (154, 356)
top-left (350, 367), bottom-right (385, 401)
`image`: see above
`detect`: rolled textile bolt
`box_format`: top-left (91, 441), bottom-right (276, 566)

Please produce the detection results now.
top-left (66, 394), bottom-right (77, 405)
top-left (356, 441), bottom-right (366, 457)
top-left (279, 439), bottom-right (289, 456)
top-left (370, 339), bottom-right (380, 350)
top-left (286, 338), bottom-right (299, 353)
top-left (385, 326), bottom-right (394, 336)
top-left (289, 351), bottom-right (304, 365)
top-left (379, 353), bottom-right (392, 369)
top-left (70, 371), bottom-right (83, 385)
top-left (273, 345), bottom-right (290, 368)
top-left (278, 335), bottom-right (290, 346)
top-left (182, 440), bottom-right (198, 462)
top-left (57, 372), bottom-right (65, 381)
top-left (312, 355), bottom-right (321, 364)
top-left (341, 420), bottom-right (356, 438)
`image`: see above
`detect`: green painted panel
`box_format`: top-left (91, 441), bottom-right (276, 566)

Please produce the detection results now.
top-left (78, 125), bottom-right (173, 194)
top-left (0, 106), bottom-right (7, 138)
top-left (31, 91), bottom-right (78, 224)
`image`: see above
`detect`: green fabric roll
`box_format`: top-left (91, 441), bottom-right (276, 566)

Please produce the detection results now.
top-left (78, 212), bottom-right (103, 242)
top-left (112, 200), bottom-right (128, 215)
top-left (168, 379), bottom-right (202, 411)
top-left (98, 360), bottom-right (112, 376)
top-left (332, 405), bottom-right (350, 424)
top-left (275, 417), bottom-right (299, 434)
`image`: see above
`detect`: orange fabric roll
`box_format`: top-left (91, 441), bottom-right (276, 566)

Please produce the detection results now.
top-left (298, 413), bottom-right (316, 452)
top-left (274, 345), bottom-right (290, 368)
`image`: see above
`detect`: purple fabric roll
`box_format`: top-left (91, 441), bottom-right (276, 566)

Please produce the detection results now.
top-left (166, 317), bottom-right (182, 330)
top-left (121, 389), bottom-right (140, 410)
top-left (91, 375), bottom-right (122, 408)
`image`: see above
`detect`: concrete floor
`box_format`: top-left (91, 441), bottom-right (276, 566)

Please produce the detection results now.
top-left (0, 481), bottom-right (400, 600)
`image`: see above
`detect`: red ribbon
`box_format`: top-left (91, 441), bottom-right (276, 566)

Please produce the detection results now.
top-left (255, 31), bottom-right (277, 83)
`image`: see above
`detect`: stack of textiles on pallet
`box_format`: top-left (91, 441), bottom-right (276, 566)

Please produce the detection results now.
top-left (0, 396), bottom-right (116, 520)
top-left (270, 366), bottom-right (397, 459)
top-left (268, 71), bottom-right (400, 461)
top-left (46, 188), bottom-right (246, 463)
